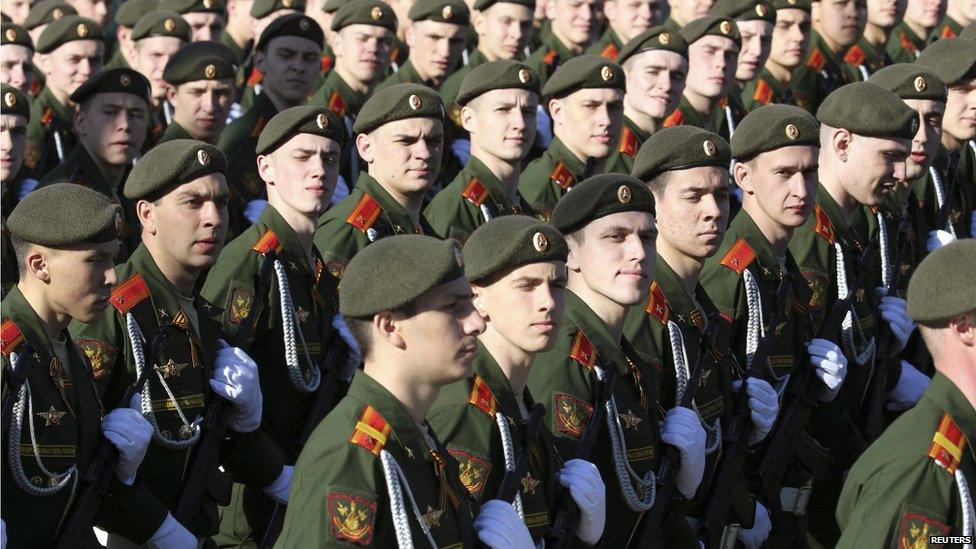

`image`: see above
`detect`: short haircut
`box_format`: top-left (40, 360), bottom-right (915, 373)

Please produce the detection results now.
top-left (644, 170), bottom-right (673, 197)
top-left (343, 301), bottom-right (418, 360)
top-left (10, 235), bottom-right (54, 277)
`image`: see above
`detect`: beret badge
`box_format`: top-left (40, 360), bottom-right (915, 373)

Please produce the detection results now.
top-left (283, 0), bottom-right (293, 6)
top-left (120, 73), bottom-right (131, 87)
top-left (164, 18), bottom-right (176, 31)
top-left (77, 23), bottom-right (89, 37)
top-left (785, 123), bottom-right (799, 140)
top-left (533, 232), bottom-right (548, 252)
top-left (114, 211), bottom-right (122, 231)
top-left (703, 139), bottom-right (717, 157)
top-left (518, 68), bottom-right (530, 83)
top-left (600, 66), bottom-right (613, 81)
top-left (408, 94), bottom-right (422, 110)
top-left (719, 20), bottom-right (732, 35)
top-left (299, 18), bottom-right (310, 30)
top-left (452, 244), bottom-right (464, 267)
top-left (755, 4), bottom-right (766, 16)
top-left (5, 28), bottom-right (17, 41)
top-left (617, 185), bottom-right (631, 204)
top-left (4, 92), bottom-right (16, 108)
top-left (914, 75), bottom-right (927, 92)
top-left (53, 8), bottom-right (65, 19)
top-left (659, 32), bottom-right (670, 45)
top-left (205, 64), bottom-right (216, 78)
top-left (316, 112), bottom-right (329, 129)
top-left (198, 149), bottom-right (211, 166)
top-left (442, 5), bottom-right (453, 19)
top-left (203, 0), bottom-right (213, 7)
top-left (371, 6), bottom-right (383, 19)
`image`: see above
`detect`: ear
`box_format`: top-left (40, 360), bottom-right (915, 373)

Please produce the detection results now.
top-left (374, 311), bottom-right (406, 350)
top-left (602, 0), bottom-right (616, 22)
top-left (470, 284), bottom-right (489, 319)
top-left (460, 104), bottom-right (477, 133)
top-left (544, 0), bottom-right (558, 20)
top-left (565, 238), bottom-right (582, 272)
top-left (73, 106), bottom-right (87, 136)
top-left (257, 153), bottom-right (275, 186)
top-left (405, 22), bottom-right (416, 48)
top-left (254, 49), bottom-right (267, 73)
top-left (471, 10), bottom-right (487, 37)
top-left (166, 85), bottom-right (178, 105)
top-left (548, 98), bottom-right (563, 127)
top-left (733, 161), bottom-right (753, 194)
top-left (136, 199), bottom-right (158, 235)
top-left (356, 132), bottom-right (375, 163)
top-left (331, 29), bottom-right (345, 56)
top-left (25, 248), bottom-right (50, 283)
top-left (37, 53), bottom-right (52, 77)
top-left (115, 25), bottom-right (129, 43)
top-left (831, 128), bottom-right (852, 162)
top-left (810, 0), bottom-right (821, 25)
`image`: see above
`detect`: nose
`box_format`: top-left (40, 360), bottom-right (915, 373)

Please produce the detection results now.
top-left (892, 159), bottom-right (908, 182)
top-left (537, 286), bottom-right (557, 313)
top-left (104, 264), bottom-right (117, 287)
top-left (463, 305), bottom-right (487, 336)
top-left (628, 233), bottom-right (647, 264)
top-left (701, 192), bottom-right (724, 222)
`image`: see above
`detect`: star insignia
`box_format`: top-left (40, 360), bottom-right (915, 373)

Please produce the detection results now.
top-left (620, 409), bottom-right (643, 430)
top-left (698, 369), bottom-right (712, 387)
top-left (405, 447), bottom-right (415, 459)
top-left (421, 505), bottom-right (443, 529)
top-left (295, 306), bottom-right (310, 324)
top-left (521, 472), bottom-right (541, 495)
top-left (158, 308), bottom-right (169, 319)
top-left (156, 358), bottom-right (189, 378)
top-left (37, 405), bottom-right (67, 427)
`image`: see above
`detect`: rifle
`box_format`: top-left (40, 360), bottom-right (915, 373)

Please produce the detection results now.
top-left (546, 364), bottom-right (618, 549)
top-left (496, 403), bottom-right (546, 503)
top-left (701, 276), bottom-right (792, 548)
top-left (2, 341), bottom-right (35, 445)
top-left (54, 328), bottom-right (171, 549)
top-left (634, 313), bottom-right (720, 548)
top-left (174, 250), bottom-right (277, 524)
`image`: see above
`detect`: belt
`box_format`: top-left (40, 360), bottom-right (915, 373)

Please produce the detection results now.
top-left (780, 484), bottom-right (813, 515)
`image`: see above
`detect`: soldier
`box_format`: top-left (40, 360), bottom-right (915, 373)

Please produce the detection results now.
top-left (0, 0), bottom-right (29, 25)
top-left (586, 0), bottom-right (666, 60)
top-left (840, 0), bottom-right (896, 81)
top-left (377, 0), bottom-right (468, 91)
top-left (518, 56), bottom-right (625, 219)
top-left (104, 0), bottom-right (162, 70)
top-left (789, 0), bottom-right (863, 113)
top-left (525, 0), bottom-right (601, 83)
top-left (2, 85), bottom-right (32, 292)
top-left (22, 0), bottom-right (77, 97)
top-left (931, 0), bottom-right (974, 39)
top-left (1, 22), bottom-right (36, 95)
top-left (663, 0), bottom-right (714, 30)
top-left (602, 27), bottom-right (688, 174)
top-left (160, 41), bottom-right (239, 144)
top-left (69, 140), bottom-right (266, 547)
top-left (425, 60), bottom-right (540, 241)
top-left (742, 0), bottom-right (811, 110)
top-left (237, 0), bottom-right (304, 111)
top-left (221, 0), bottom-right (256, 62)
top-left (314, 83), bottom-right (443, 278)
top-left (1, 184), bottom-right (152, 547)
top-left (162, 0), bottom-right (227, 41)
top-left (129, 11), bottom-right (193, 148)
top-left (65, 0), bottom-right (108, 26)
top-left (711, 0), bottom-right (775, 95)
top-left (835, 239), bottom-right (976, 548)
top-left (887, 0), bottom-right (943, 62)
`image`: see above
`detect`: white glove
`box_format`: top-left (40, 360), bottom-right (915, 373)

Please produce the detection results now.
top-left (807, 338), bottom-right (848, 402)
top-left (732, 378), bottom-right (779, 445)
top-left (659, 407), bottom-right (706, 499)
top-left (926, 229), bottom-right (956, 252)
top-left (102, 394), bottom-right (153, 485)
top-left (557, 459), bottom-right (605, 545)
top-left (210, 340), bottom-right (262, 433)
top-left (263, 465), bottom-right (293, 504)
top-left (243, 199), bottom-right (268, 224)
top-left (474, 499), bottom-right (534, 549)
top-left (878, 294), bottom-right (914, 354)
top-left (737, 502), bottom-right (772, 549)
top-left (331, 314), bottom-right (362, 381)
top-left (146, 513), bottom-right (196, 549)
top-left (886, 360), bottom-right (931, 411)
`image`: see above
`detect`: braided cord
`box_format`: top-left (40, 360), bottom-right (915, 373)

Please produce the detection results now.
top-left (273, 260), bottom-right (321, 394)
top-left (494, 412), bottom-right (524, 518)
top-left (833, 243), bottom-right (876, 367)
top-left (480, 204), bottom-right (494, 223)
top-left (380, 449), bottom-right (438, 549)
top-left (930, 166), bottom-right (957, 237)
top-left (876, 212), bottom-right (892, 291)
top-left (666, 321), bottom-right (720, 454)
top-left (957, 469), bottom-right (975, 548)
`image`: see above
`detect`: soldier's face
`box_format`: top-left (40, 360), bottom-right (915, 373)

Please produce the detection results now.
top-left (359, 117), bottom-right (444, 196)
top-left (42, 40), bottom-right (103, 99)
top-left (1, 0), bottom-right (30, 24)
top-left (141, 174), bottom-right (230, 269)
top-left (685, 35), bottom-right (739, 100)
top-left (566, 211), bottom-right (656, 308)
top-left (67, 0), bottom-right (108, 24)
top-left (604, 0), bottom-right (664, 43)
top-left (472, 261), bottom-right (567, 355)
top-left (256, 36), bottom-right (322, 104)
top-left (334, 24), bottom-right (395, 85)
top-left (133, 36), bottom-right (184, 102)
top-left (736, 145), bottom-right (818, 229)
top-left (550, 87), bottom-right (624, 161)
top-left (406, 21), bottom-right (467, 85)
top-left (623, 50), bottom-right (687, 120)
top-left (736, 20), bottom-right (773, 82)
top-left (0, 45), bottom-right (34, 95)
top-left (76, 92), bottom-right (149, 166)
top-left (866, 0), bottom-right (904, 29)
top-left (39, 240), bottom-right (118, 323)
top-left (168, 78), bottom-right (236, 141)
top-left (902, 98), bottom-right (945, 180)
top-left (546, 0), bottom-right (600, 49)
top-left (904, 0), bottom-right (946, 29)
top-left (667, 0), bottom-right (714, 25)
top-left (260, 133), bottom-right (341, 217)
top-left (463, 88), bottom-right (538, 162)
top-left (942, 78), bottom-right (976, 143)
top-left (474, 3), bottom-right (533, 61)
top-left (769, 8), bottom-right (810, 70)
top-left (651, 166), bottom-right (729, 261)
top-left (812, 0), bottom-right (864, 49)
top-left (253, 9), bottom-right (299, 42)
top-left (840, 133), bottom-right (909, 206)
top-left (183, 12), bottom-right (225, 41)
top-left (0, 113), bottom-right (28, 182)
top-left (950, 0), bottom-right (976, 24)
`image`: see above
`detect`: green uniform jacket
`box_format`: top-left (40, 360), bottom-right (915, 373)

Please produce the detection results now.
top-left (585, 27), bottom-right (623, 60)
top-left (310, 70), bottom-right (368, 189)
top-left (841, 37), bottom-right (890, 81)
top-left (790, 31), bottom-right (860, 114)
top-left (886, 22), bottom-right (925, 64)
top-left (104, 49), bottom-right (130, 70)
top-left (276, 372), bottom-right (479, 548)
top-left (662, 92), bottom-right (745, 143)
top-left (518, 137), bottom-right (590, 220)
top-left (836, 373), bottom-right (976, 547)
top-left (1, 287), bottom-right (105, 548)
top-left (929, 15), bottom-right (963, 41)
top-left (601, 115), bottom-right (646, 175)
top-left (741, 67), bottom-right (798, 112)
top-left (441, 49), bottom-right (489, 122)
top-left (157, 120), bottom-right (194, 144)
top-left (428, 343), bottom-right (560, 541)
top-left (218, 90), bottom-right (278, 207)
top-left (25, 87), bottom-right (76, 179)
top-left (219, 30), bottom-right (249, 64)
top-left (377, 60), bottom-right (436, 91)
top-left (525, 31), bottom-right (575, 85)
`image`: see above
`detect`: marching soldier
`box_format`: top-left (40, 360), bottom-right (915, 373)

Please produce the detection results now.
top-left (376, 0), bottom-right (469, 91)
top-left (1, 22), bottom-right (36, 95)
top-left (236, 0), bottom-right (304, 111)
top-left (22, 0), bottom-right (77, 97)
top-left (585, 0), bottom-right (664, 60)
top-left (103, 0), bottom-right (161, 71)
top-left (842, 0), bottom-right (897, 80)
top-left (525, 0), bottom-right (601, 83)
top-left (661, 0), bottom-right (712, 31)
top-left (710, 0), bottom-right (775, 96)
top-left (2, 85), bottom-right (31, 293)
top-left (64, 0), bottom-right (107, 25)
top-left (160, 41), bottom-right (239, 144)
top-left (220, 0), bottom-right (254, 62)
top-left (741, 0), bottom-right (812, 111)
top-left (930, 0), bottom-right (971, 40)
top-left (886, 0), bottom-right (940, 62)
top-left (789, 0), bottom-right (862, 113)
top-left (162, 0), bottom-right (227, 42)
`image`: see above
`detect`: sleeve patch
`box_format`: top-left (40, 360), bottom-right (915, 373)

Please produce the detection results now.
top-left (328, 91), bottom-right (348, 117)
top-left (619, 127), bottom-right (638, 158)
top-left (77, 339), bottom-right (116, 381)
top-left (1, 319), bottom-right (24, 356)
top-left (461, 178), bottom-right (489, 207)
top-left (569, 329), bottom-right (597, 369)
top-left (928, 413), bottom-right (968, 474)
top-left (553, 392), bottom-right (593, 439)
top-left (467, 375), bottom-right (497, 417)
top-left (346, 194), bottom-right (382, 233)
top-left (663, 108), bottom-right (683, 127)
top-left (349, 405), bottom-right (391, 456)
top-left (110, 273), bottom-right (150, 314)
top-left (895, 504), bottom-right (949, 549)
top-left (447, 445), bottom-right (492, 500)
top-left (600, 42), bottom-right (619, 60)
top-left (549, 162), bottom-right (575, 190)
top-left (227, 286), bottom-right (256, 325)
top-left (753, 79), bottom-right (772, 105)
top-left (843, 44), bottom-right (865, 66)
top-left (800, 270), bottom-right (828, 310)
top-left (813, 204), bottom-right (835, 244)
top-left (645, 281), bottom-right (669, 324)
top-left (252, 229), bottom-right (283, 255)
top-left (327, 490), bottom-right (377, 546)
top-left (719, 238), bottom-right (757, 274)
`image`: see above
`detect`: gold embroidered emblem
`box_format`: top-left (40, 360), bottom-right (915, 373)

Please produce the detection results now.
top-left (295, 306), bottom-right (310, 324)
top-left (156, 359), bottom-right (189, 379)
top-left (619, 409), bottom-right (643, 430)
top-left (37, 406), bottom-right (67, 427)
top-left (421, 505), bottom-right (444, 529)
top-left (521, 472), bottom-right (541, 494)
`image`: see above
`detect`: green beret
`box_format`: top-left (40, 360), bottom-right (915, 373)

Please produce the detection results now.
top-left (816, 82), bottom-right (918, 139)
top-left (916, 38), bottom-right (976, 86)
top-left (770, 0), bottom-right (810, 11)
top-left (251, 0), bottom-right (305, 18)
top-left (23, 1), bottom-right (76, 31)
top-left (680, 15), bottom-right (741, 46)
top-left (456, 60), bottom-right (540, 105)
top-left (322, 0), bottom-right (350, 13)
top-left (160, 0), bottom-right (224, 14)
top-left (124, 139), bottom-right (227, 200)
top-left (354, 83), bottom-right (444, 133)
top-left (551, 174), bottom-right (655, 234)
top-left (617, 26), bottom-right (688, 65)
top-left (36, 15), bottom-right (103, 53)
top-left (463, 215), bottom-right (568, 284)
top-left (256, 106), bottom-right (346, 154)
top-left (257, 13), bottom-right (323, 51)
top-left (163, 41), bottom-right (239, 85)
top-left (115, 0), bottom-right (162, 27)
top-left (907, 239), bottom-right (976, 324)
top-left (1, 84), bottom-right (30, 120)
top-left (70, 68), bottom-right (151, 105)
top-left (331, 0), bottom-right (397, 32)
top-left (731, 104), bottom-right (819, 160)
top-left (339, 235), bottom-right (466, 317)
top-left (132, 10), bottom-right (191, 41)
top-left (632, 126), bottom-right (730, 181)
top-left (8, 183), bottom-right (121, 245)
top-left (1, 23), bottom-right (33, 49)
top-left (541, 55), bottom-right (625, 98)
top-left (408, 0), bottom-right (469, 24)
top-left (868, 64), bottom-right (947, 102)
top-left (961, 22), bottom-right (976, 41)
top-left (710, 0), bottom-right (775, 22)
top-left (472, 0), bottom-right (535, 10)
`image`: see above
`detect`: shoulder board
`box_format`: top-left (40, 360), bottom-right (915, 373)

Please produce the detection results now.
top-left (718, 96), bottom-right (729, 108)
top-left (843, 44), bottom-right (865, 66)
top-left (753, 79), bottom-right (773, 105)
top-left (346, 194), bottom-right (383, 233)
top-left (321, 55), bottom-right (333, 73)
top-left (40, 107), bottom-right (54, 126)
top-left (941, 25), bottom-right (957, 38)
top-left (663, 108), bottom-right (683, 127)
top-left (461, 177), bottom-right (489, 207)
top-left (813, 204), bottom-right (835, 244)
top-left (719, 238), bottom-right (757, 274)
top-left (550, 162), bottom-right (575, 190)
top-left (542, 49), bottom-right (558, 66)
top-left (249, 115), bottom-right (267, 139)
top-left (645, 281), bottom-right (669, 324)
top-left (928, 413), bottom-right (968, 474)
top-left (806, 48), bottom-right (825, 71)
top-left (246, 68), bottom-right (263, 87)
top-left (569, 329), bottom-right (597, 370)
top-left (349, 404), bottom-right (392, 456)
top-left (467, 375), bottom-right (497, 417)
top-left (600, 42), bottom-right (619, 60)
top-left (1, 319), bottom-right (25, 356)
top-left (619, 127), bottom-right (638, 158)
top-left (900, 31), bottom-right (917, 53)
top-left (252, 229), bottom-right (283, 255)
top-left (328, 91), bottom-right (348, 117)
top-left (29, 80), bottom-right (41, 97)
top-left (110, 273), bottom-right (151, 314)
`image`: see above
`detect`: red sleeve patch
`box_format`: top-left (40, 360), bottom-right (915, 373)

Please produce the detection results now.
top-left (645, 281), bottom-right (669, 324)
top-left (813, 204), bottom-right (835, 244)
top-left (600, 42), bottom-right (619, 60)
top-left (349, 405), bottom-right (391, 456)
top-left (928, 413), bottom-right (968, 474)
top-left (619, 127), bottom-right (638, 158)
top-left (467, 375), bottom-right (497, 417)
top-left (806, 48), bottom-right (825, 70)
top-left (663, 108), bottom-right (683, 127)
top-left (553, 392), bottom-right (593, 439)
top-left (110, 273), bottom-right (150, 314)
top-left (569, 329), bottom-right (597, 369)
top-left (719, 238), bottom-right (757, 274)
top-left (327, 491), bottom-right (377, 546)
top-left (1, 319), bottom-right (24, 356)
top-left (252, 229), bottom-right (282, 255)
top-left (843, 44), bottom-right (865, 66)
top-left (328, 91), bottom-right (348, 117)
top-left (896, 505), bottom-right (949, 548)
top-left (753, 79), bottom-right (772, 105)
top-left (549, 162), bottom-right (575, 190)
top-left (461, 178), bottom-right (489, 207)
top-left (346, 194), bottom-right (383, 233)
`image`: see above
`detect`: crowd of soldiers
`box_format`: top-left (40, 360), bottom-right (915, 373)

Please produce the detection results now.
top-left (1, 0), bottom-right (975, 545)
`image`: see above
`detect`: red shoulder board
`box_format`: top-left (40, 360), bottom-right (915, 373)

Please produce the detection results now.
top-left (941, 25), bottom-right (957, 38)
top-left (720, 238), bottom-right (757, 274)
top-left (321, 55), bottom-right (333, 73)
top-left (461, 178), bottom-right (489, 207)
top-left (467, 375), bottom-right (497, 417)
top-left (252, 229), bottom-right (283, 255)
top-left (843, 44), bottom-right (865, 66)
top-left (753, 79), bottom-right (772, 105)
top-left (1, 319), bottom-right (25, 356)
top-left (550, 162), bottom-right (575, 190)
top-left (645, 281), bottom-right (669, 324)
top-left (349, 405), bottom-right (392, 456)
top-left (600, 43), bottom-right (619, 60)
top-left (900, 31), bottom-right (917, 53)
top-left (328, 91), bottom-right (347, 117)
top-left (813, 204), bottom-right (835, 244)
top-left (249, 116), bottom-right (267, 139)
top-left (619, 127), bottom-right (638, 158)
top-left (928, 413), bottom-right (968, 474)
top-left (247, 68), bottom-right (263, 87)
top-left (806, 48), bottom-right (825, 71)
top-left (663, 108), bottom-right (683, 127)
top-left (569, 329), bottom-right (597, 370)
top-left (110, 273), bottom-right (151, 314)
top-left (29, 79), bottom-right (41, 97)
top-left (542, 49), bottom-right (558, 66)
top-left (40, 107), bottom-right (54, 126)
top-left (346, 194), bottom-right (383, 232)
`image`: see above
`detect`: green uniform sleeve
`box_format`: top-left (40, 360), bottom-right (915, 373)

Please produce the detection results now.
top-left (423, 185), bottom-right (483, 241)
top-left (314, 201), bottom-right (371, 280)
top-left (517, 156), bottom-right (560, 221)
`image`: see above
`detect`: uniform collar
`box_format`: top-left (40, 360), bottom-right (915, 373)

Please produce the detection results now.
top-left (356, 172), bottom-right (425, 234)
top-left (38, 87), bottom-right (74, 125)
top-left (815, 182), bottom-right (865, 249)
top-left (542, 30), bottom-right (576, 62)
top-left (347, 371), bottom-right (438, 463)
top-left (2, 285), bottom-right (63, 356)
top-left (810, 30), bottom-right (847, 69)
top-left (623, 115), bottom-right (648, 144)
top-left (125, 244), bottom-right (206, 318)
top-left (728, 210), bottom-right (786, 276)
top-left (254, 89), bottom-right (279, 117)
top-left (564, 290), bottom-right (631, 376)
top-left (471, 341), bottom-right (525, 418)
top-left (325, 70), bottom-right (367, 114)
top-left (66, 145), bottom-right (114, 199)
top-left (464, 156), bottom-right (518, 211)
top-left (161, 121), bottom-right (194, 143)
top-left (651, 256), bottom-right (710, 330)
top-left (546, 137), bottom-right (587, 177)
top-left (256, 204), bottom-right (313, 272)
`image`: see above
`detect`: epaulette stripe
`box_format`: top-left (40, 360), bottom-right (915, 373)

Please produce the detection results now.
top-left (1, 319), bottom-right (24, 356)
top-left (843, 45), bottom-right (865, 66)
top-left (813, 204), bottom-right (836, 244)
top-left (569, 329), bottom-right (596, 370)
top-left (110, 273), bottom-right (150, 314)
top-left (550, 162), bottom-right (575, 190)
top-left (468, 375), bottom-right (497, 417)
top-left (461, 178), bottom-right (489, 207)
top-left (252, 229), bottom-right (282, 255)
top-left (349, 405), bottom-right (391, 456)
top-left (754, 80), bottom-right (772, 105)
top-left (619, 127), bottom-right (637, 157)
top-left (600, 43), bottom-right (619, 60)
top-left (645, 281), bottom-right (669, 324)
top-left (663, 109), bottom-right (683, 127)
top-left (719, 238), bottom-right (757, 274)
top-left (346, 194), bottom-right (382, 232)
top-left (928, 413), bottom-right (968, 474)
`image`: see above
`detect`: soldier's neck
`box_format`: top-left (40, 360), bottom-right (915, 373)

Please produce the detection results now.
top-left (815, 29), bottom-right (845, 54)
top-left (552, 27), bottom-right (587, 55)
top-left (83, 142), bottom-right (127, 190)
top-left (376, 176), bottom-right (426, 222)
top-left (819, 168), bottom-right (860, 219)
top-left (411, 61), bottom-right (442, 89)
top-left (361, 364), bottom-right (439, 424)
top-left (623, 105), bottom-right (660, 136)
top-left (225, 23), bottom-right (251, 50)
top-left (567, 275), bottom-right (627, 341)
top-left (682, 88), bottom-right (719, 118)
top-left (262, 88), bottom-right (301, 112)
top-left (478, 45), bottom-right (499, 62)
top-left (268, 198), bottom-right (316, 259)
top-left (947, 6), bottom-right (972, 27)
top-left (764, 59), bottom-right (793, 84)
top-left (143, 240), bottom-right (201, 296)
top-left (742, 200), bottom-right (794, 256)
top-left (863, 23), bottom-right (889, 47)
top-left (17, 281), bottom-right (71, 340)
top-left (656, 238), bottom-right (703, 297)
top-left (942, 132), bottom-right (963, 153)
top-left (49, 86), bottom-right (73, 109)
top-left (904, 18), bottom-right (931, 42)
top-left (479, 327), bottom-right (533, 396)
top-left (469, 147), bottom-right (520, 198)
top-left (335, 64), bottom-right (375, 96)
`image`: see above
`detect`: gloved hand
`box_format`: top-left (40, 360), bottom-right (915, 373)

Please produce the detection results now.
top-left (660, 407), bottom-right (706, 499)
top-left (474, 499), bottom-right (534, 549)
top-left (970, 211), bottom-right (976, 237)
top-left (210, 340), bottom-right (262, 433)
top-left (451, 138), bottom-right (471, 165)
top-left (732, 378), bottom-right (779, 445)
top-left (887, 360), bottom-right (930, 411)
top-left (877, 293), bottom-right (914, 354)
top-left (558, 459), bottom-right (605, 545)
top-left (926, 229), bottom-right (956, 252)
top-left (263, 465), bottom-right (293, 504)
top-left (102, 393), bottom-right (152, 485)
top-left (807, 338), bottom-right (848, 402)
top-left (331, 176), bottom-right (350, 206)
top-left (737, 502), bottom-right (772, 549)
top-left (146, 513), bottom-right (196, 549)
top-left (2, 518), bottom-right (7, 549)
top-left (331, 314), bottom-right (363, 381)
top-left (243, 199), bottom-right (268, 224)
